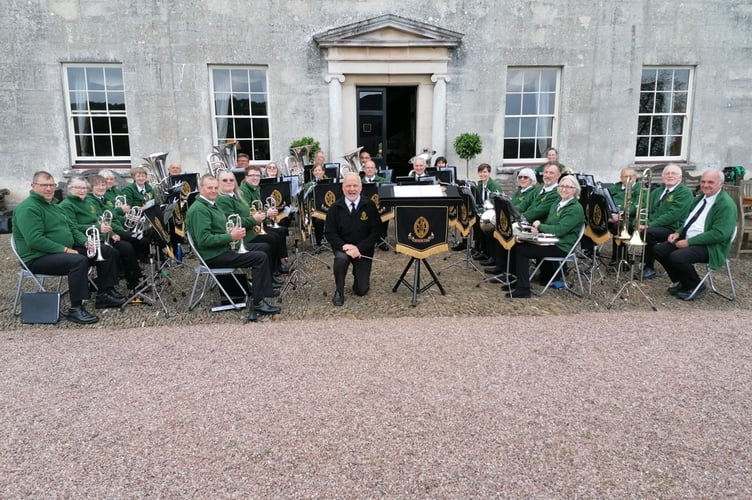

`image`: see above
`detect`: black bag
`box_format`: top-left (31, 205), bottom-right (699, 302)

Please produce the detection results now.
top-left (215, 274), bottom-right (250, 303)
top-left (21, 292), bottom-right (60, 324)
top-left (723, 166), bottom-right (746, 185)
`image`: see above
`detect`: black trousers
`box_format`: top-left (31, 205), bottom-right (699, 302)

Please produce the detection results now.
top-left (654, 242), bottom-right (708, 290)
top-left (333, 250), bottom-right (373, 296)
top-left (27, 245), bottom-right (119, 305)
top-left (111, 239), bottom-right (142, 288)
top-left (644, 226), bottom-right (673, 268)
top-left (513, 243), bottom-right (567, 291)
top-left (206, 250), bottom-right (273, 302)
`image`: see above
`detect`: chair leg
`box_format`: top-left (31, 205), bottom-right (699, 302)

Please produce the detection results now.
top-left (708, 261), bottom-right (736, 301)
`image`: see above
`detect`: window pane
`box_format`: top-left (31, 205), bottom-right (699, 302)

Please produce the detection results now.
top-left (537, 117), bottom-right (553, 138)
top-left (213, 69), bottom-right (231, 92)
top-left (359, 91), bottom-right (382, 111)
top-left (91, 116), bottom-right (110, 133)
top-left (520, 117), bottom-right (537, 137)
top-left (75, 135), bottom-right (93, 156)
top-left (505, 94), bottom-right (521, 115)
top-left (522, 94), bottom-right (538, 115)
top-left (89, 91), bottom-right (107, 111)
top-left (234, 117), bottom-right (251, 137)
top-left (253, 140), bottom-right (270, 160)
top-left (251, 96), bottom-right (267, 115)
top-left (636, 116), bottom-right (651, 135)
top-left (111, 116), bottom-right (128, 133)
top-left (504, 117), bottom-right (520, 138)
top-left (112, 135), bottom-right (130, 156)
top-left (656, 70), bottom-right (673, 91)
top-left (673, 69), bottom-right (690, 91)
top-left (237, 139), bottom-right (252, 156)
top-left (639, 92), bottom-right (655, 114)
top-left (536, 138), bottom-right (552, 158)
top-left (651, 116), bottom-right (666, 135)
top-left (540, 92), bottom-right (556, 114)
top-left (655, 92), bottom-right (672, 113)
top-left (72, 116), bottom-right (91, 134)
top-left (522, 72), bottom-right (539, 92)
top-left (668, 136), bottom-right (682, 156)
top-left (215, 93), bottom-right (231, 115)
top-left (669, 116), bottom-right (683, 135)
top-left (252, 118), bottom-right (269, 138)
top-left (232, 94), bottom-right (250, 115)
top-left (104, 67), bottom-right (123, 90)
top-left (108, 92), bottom-right (125, 111)
top-left (93, 135), bottom-right (112, 156)
top-left (672, 92), bottom-right (687, 113)
top-left (67, 67), bottom-right (86, 91)
top-left (86, 67), bottom-right (105, 90)
top-left (641, 70), bottom-right (657, 91)
top-left (503, 138), bottom-right (519, 158)
top-left (650, 136), bottom-right (665, 156)
top-left (249, 70), bottom-right (266, 93)
top-left (519, 139), bottom-right (536, 158)
top-left (231, 69), bottom-right (249, 93)
top-left (506, 71), bottom-right (524, 92)
top-left (70, 92), bottom-right (88, 112)
top-left (635, 137), bottom-right (649, 156)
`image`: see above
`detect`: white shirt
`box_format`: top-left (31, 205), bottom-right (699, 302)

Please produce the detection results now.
top-left (685, 192), bottom-right (718, 239)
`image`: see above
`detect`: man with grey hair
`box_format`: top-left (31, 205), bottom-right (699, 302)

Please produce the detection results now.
top-left (653, 169), bottom-right (736, 299)
top-left (640, 164), bottom-right (694, 279)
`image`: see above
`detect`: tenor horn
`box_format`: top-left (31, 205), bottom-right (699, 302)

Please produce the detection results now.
top-left (226, 214), bottom-right (248, 253)
top-left (86, 225), bottom-right (105, 261)
top-left (249, 200), bottom-right (267, 235)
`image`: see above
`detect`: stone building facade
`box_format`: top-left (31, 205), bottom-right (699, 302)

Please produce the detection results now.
top-left (1, 0), bottom-right (750, 202)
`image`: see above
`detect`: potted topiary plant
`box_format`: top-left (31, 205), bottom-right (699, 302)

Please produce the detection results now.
top-left (453, 132), bottom-right (483, 179)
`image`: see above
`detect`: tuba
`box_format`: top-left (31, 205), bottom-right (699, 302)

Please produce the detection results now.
top-left (340, 146), bottom-right (364, 177)
top-left (143, 152), bottom-right (170, 204)
top-left (285, 144), bottom-right (313, 181)
top-left (226, 214), bottom-right (248, 253)
top-left (207, 142), bottom-right (238, 175)
top-left (409, 148), bottom-right (436, 166)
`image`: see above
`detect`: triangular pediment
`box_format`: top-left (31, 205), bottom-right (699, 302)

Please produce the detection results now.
top-left (314, 14), bottom-right (463, 48)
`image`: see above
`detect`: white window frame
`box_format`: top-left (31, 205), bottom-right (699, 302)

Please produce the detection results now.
top-left (209, 65), bottom-right (271, 163)
top-left (503, 67), bottom-right (561, 164)
top-left (635, 66), bottom-right (694, 161)
top-left (62, 63), bottom-right (130, 164)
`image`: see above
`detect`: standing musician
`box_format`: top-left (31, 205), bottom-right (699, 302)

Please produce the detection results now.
top-left (185, 174), bottom-right (281, 320)
top-left (60, 176), bottom-right (144, 293)
top-left (640, 164), bottom-right (694, 280)
top-left (215, 169), bottom-right (287, 278)
top-left (509, 175), bottom-right (585, 298)
top-left (654, 169), bottom-right (736, 300)
top-left (324, 172), bottom-right (385, 306)
top-left (13, 171), bottom-right (127, 324)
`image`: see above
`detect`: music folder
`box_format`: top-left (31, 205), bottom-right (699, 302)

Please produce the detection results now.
top-left (21, 292), bottom-right (60, 324)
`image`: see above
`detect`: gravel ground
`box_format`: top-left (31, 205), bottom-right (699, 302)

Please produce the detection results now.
top-left (2, 233), bottom-right (751, 497)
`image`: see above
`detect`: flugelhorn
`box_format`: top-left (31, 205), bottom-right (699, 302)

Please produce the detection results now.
top-left (249, 200), bottom-right (267, 235)
top-left (226, 214), bottom-right (248, 253)
top-left (86, 225), bottom-right (105, 261)
top-left (265, 196), bottom-right (281, 229)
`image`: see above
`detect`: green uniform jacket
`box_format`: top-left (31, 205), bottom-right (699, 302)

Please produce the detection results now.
top-left (523, 187), bottom-right (561, 222)
top-left (537, 198), bottom-right (586, 253)
top-left (185, 196), bottom-right (234, 262)
top-left (511, 185), bottom-right (539, 213)
top-left (215, 193), bottom-right (259, 243)
top-left (648, 183), bottom-right (693, 231)
top-left (104, 186), bottom-right (127, 217)
top-left (12, 191), bottom-right (86, 262)
top-left (362, 175), bottom-right (386, 184)
top-left (608, 182), bottom-right (639, 219)
top-left (121, 182), bottom-right (156, 207)
top-left (686, 190), bottom-right (737, 269)
top-left (59, 194), bottom-right (126, 235)
top-left (239, 182), bottom-right (261, 205)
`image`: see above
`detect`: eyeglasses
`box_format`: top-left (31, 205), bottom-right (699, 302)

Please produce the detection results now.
top-left (246, 174), bottom-right (260, 178)
top-left (34, 183), bottom-right (56, 188)
top-left (558, 185), bottom-right (576, 190)
top-left (220, 179), bottom-right (235, 183)
top-left (518, 176), bottom-right (530, 180)
top-left (69, 185), bottom-right (88, 190)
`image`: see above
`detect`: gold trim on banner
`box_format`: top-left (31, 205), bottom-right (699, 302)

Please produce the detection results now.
top-left (493, 230), bottom-right (516, 250)
top-left (584, 226), bottom-right (612, 245)
top-left (380, 209), bottom-right (394, 222)
top-left (312, 211), bottom-right (327, 220)
top-left (449, 216), bottom-right (477, 237)
top-left (395, 243), bottom-right (449, 259)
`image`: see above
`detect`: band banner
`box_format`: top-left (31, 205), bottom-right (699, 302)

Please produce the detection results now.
top-left (361, 183), bottom-right (392, 222)
top-left (492, 197), bottom-right (516, 250)
top-left (584, 192), bottom-right (612, 245)
top-left (311, 183), bottom-right (343, 220)
top-left (449, 188), bottom-right (477, 238)
top-left (260, 181), bottom-right (292, 222)
top-left (394, 205), bottom-right (449, 259)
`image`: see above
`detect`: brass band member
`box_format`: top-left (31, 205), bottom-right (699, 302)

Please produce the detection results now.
top-left (120, 165), bottom-right (156, 208)
top-left (361, 159), bottom-right (389, 251)
top-left (324, 172), bottom-right (385, 306)
top-left (185, 174), bottom-right (280, 320)
top-left (509, 175), bottom-right (585, 298)
top-left (454, 163), bottom-right (500, 259)
top-left (13, 171), bottom-right (126, 324)
top-left (409, 156), bottom-right (428, 179)
top-left (607, 167), bottom-right (639, 265)
top-left (301, 163), bottom-right (328, 250)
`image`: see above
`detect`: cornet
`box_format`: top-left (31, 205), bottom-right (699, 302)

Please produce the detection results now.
top-left (86, 226), bottom-right (105, 261)
top-left (98, 209), bottom-right (114, 245)
top-left (249, 200), bottom-right (267, 235)
top-left (226, 214), bottom-right (249, 253)
top-left (265, 196), bottom-right (281, 229)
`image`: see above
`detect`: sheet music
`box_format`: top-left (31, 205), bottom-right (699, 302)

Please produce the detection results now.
top-left (393, 184), bottom-right (444, 197)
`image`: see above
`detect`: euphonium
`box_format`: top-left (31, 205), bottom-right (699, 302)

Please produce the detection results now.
top-left (614, 178), bottom-right (635, 243)
top-left (340, 146), bottom-right (364, 177)
top-left (285, 144), bottom-right (313, 181)
top-left (249, 200), bottom-right (267, 235)
top-left (226, 214), bottom-right (248, 253)
top-left (143, 152), bottom-right (170, 204)
top-left (86, 225), bottom-right (105, 261)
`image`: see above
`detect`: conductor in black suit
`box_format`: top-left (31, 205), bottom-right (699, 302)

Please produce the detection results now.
top-left (324, 172), bottom-right (385, 306)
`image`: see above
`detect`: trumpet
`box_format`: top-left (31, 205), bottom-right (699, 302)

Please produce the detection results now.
top-left (124, 206), bottom-right (146, 239)
top-left (86, 225), bottom-right (105, 261)
top-left (114, 195), bottom-right (127, 209)
top-left (226, 214), bottom-right (249, 253)
top-left (265, 196), bottom-right (281, 229)
top-left (249, 200), bottom-right (267, 235)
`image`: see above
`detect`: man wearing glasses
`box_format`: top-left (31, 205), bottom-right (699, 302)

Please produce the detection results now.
top-left (12, 171), bottom-right (127, 324)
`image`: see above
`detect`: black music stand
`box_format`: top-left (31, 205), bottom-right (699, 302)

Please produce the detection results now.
top-left (360, 183), bottom-right (393, 251)
top-left (476, 197), bottom-right (518, 293)
top-left (122, 205), bottom-right (173, 317)
top-left (439, 185), bottom-right (483, 276)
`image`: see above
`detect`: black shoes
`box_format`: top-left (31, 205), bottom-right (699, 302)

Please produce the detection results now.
top-left (378, 242), bottom-right (390, 251)
top-left (508, 288), bottom-right (531, 298)
top-left (676, 284), bottom-right (706, 301)
top-left (484, 267), bottom-right (504, 275)
top-left (641, 267), bottom-right (657, 280)
top-left (451, 241), bottom-right (467, 251)
top-left (277, 264), bottom-right (291, 274)
top-left (95, 290), bottom-right (128, 309)
top-left (254, 299), bottom-right (281, 315)
top-left (667, 282), bottom-right (682, 295)
top-left (65, 305), bottom-right (99, 324)
top-left (479, 258), bottom-right (496, 267)
top-left (332, 291), bottom-right (344, 306)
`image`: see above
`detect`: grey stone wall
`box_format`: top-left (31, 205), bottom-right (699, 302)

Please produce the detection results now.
top-left (1, 0), bottom-right (751, 203)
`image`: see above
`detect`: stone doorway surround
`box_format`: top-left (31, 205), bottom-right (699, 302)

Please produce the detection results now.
top-left (313, 14), bottom-right (463, 163)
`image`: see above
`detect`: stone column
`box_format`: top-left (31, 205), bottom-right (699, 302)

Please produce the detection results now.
top-left (431, 74), bottom-right (449, 157)
top-left (325, 74), bottom-right (345, 161)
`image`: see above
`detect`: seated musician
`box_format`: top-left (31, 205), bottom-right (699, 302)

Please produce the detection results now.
top-left (409, 156), bottom-right (429, 180)
top-left (324, 172), bottom-right (385, 306)
top-left (263, 161), bottom-right (281, 181)
top-left (301, 163), bottom-right (328, 250)
top-left (13, 171), bottom-right (127, 324)
top-left (167, 162), bottom-right (183, 176)
top-left (185, 174), bottom-right (280, 320)
top-left (434, 156), bottom-right (447, 168)
top-left (453, 163), bottom-right (500, 258)
top-left (607, 167), bottom-right (639, 266)
top-left (60, 176), bottom-right (144, 293)
top-left (239, 165), bottom-right (290, 266)
top-left (215, 169), bottom-right (287, 278)
top-left (99, 169), bottom-right (129, 216)
top-left (120, 165), bottom-right (156, 208)
top-left (654, 169), bottom-right (736, 300)
top-left (640, 164), bottom-right (694, 280)
top-left (509, 175), bottom-right (585, 298)
top-left (359, 149), bottom-right (371, 167)
top-left (483, 168), bottom-right (538, 274)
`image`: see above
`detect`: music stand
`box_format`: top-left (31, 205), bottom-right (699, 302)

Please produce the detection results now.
top-left (324, 163), bottom-right (340, 181)
top-left (476, 196), bottom-right (518, 292)
top-left (439, 185), bottom-right (483, 276)
top-left (361, 183), bottom-right (393, 251)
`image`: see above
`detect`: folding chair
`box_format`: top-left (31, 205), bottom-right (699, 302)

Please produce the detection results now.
top-left (10, 235), bottom-right (65, 316)
top-left (685, 228), bottom-right (737, 301)
top-left (185, 232), bottom-right (248, 311)
top-left (529, 224), bottom-right (586, 297)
